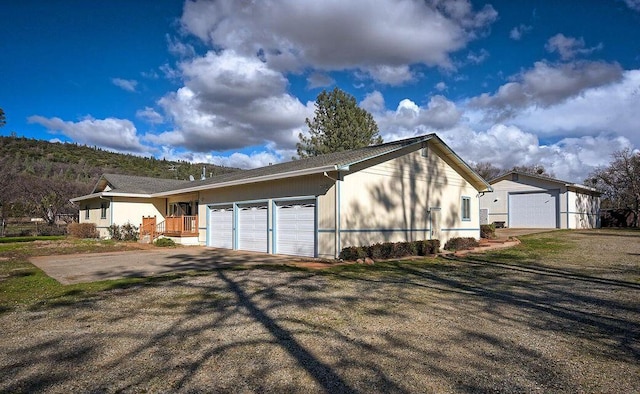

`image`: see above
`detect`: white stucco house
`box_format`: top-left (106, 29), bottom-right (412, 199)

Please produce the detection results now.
top-left (71, 134), bottom-right (492, 258)
top-left (479, 171), bottom-right (601, 229)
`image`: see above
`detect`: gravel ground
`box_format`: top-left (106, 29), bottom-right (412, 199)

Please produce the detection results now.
top-left (1, 231), bottom-right (639, 393)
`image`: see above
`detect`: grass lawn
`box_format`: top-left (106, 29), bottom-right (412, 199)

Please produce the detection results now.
top-left (0, 229), bottom-right (638, 393)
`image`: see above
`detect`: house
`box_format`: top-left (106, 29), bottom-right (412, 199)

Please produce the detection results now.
top-left (479, 171), bottom-right (601, 229)
top-left (71, 134), bottom-right (492, 258)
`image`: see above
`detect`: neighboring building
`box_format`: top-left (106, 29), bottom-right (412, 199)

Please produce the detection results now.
top-left (479, 171), bottom-right (601, 229)
top-left (71, 134), bottom-right (492, 258)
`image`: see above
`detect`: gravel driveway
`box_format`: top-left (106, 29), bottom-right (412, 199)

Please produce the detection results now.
top-left (1, 231), bottom-right (639, 393)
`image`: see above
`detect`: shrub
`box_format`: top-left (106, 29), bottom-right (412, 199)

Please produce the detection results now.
top-left (338, 245), bottom-right (367, 260)
top-left (154, 237), bottom-right (176, 247)
top-left (37, 225), bottom-right (67, 236)
top-left (415, 240), bottom-right (440, 255)
top-left (67, 222), bottom-right (99, 239)
top-left (443, 237), bottom-right (479, 251)
top-left (480, 223), bottom-right (496, 239)
top-left (339, 239), bottom-right (441, 261)
top-left (108, 222), bottom-right (139, 242)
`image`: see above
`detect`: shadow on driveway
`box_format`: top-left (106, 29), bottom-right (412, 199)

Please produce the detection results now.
top-left (30, 247), bottom-right (308, 284)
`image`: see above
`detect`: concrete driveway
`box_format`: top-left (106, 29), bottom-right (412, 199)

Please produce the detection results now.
top-left (30, 247), bottom-right (308, 285)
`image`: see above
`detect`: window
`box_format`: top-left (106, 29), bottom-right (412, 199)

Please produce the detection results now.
top-left (461, 197), bottom-right (471, 221)
top-left (100, 203), bottom-right (107, 219)
top-left (85, 206), bottom-right (90, 220)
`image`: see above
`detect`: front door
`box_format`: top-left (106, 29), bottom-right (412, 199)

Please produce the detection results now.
top-left (430, 208), bottom-right (441, 240)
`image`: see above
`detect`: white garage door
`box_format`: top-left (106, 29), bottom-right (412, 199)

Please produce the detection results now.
top-left (237, 204), bottom-right (268, 253)
top-left (276, 201), bottom-right (315, 257)
top-left (509, 191), bottom-right (558, 228)
top-left (208, 206), bottom-right (233, 249)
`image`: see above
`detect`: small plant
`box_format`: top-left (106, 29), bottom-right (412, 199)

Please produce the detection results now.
top-left (108, 222), bottom-right (139, 242)
top-left (444, 237), bottom-right (479, 251)
top-left (67, 222), bottom-right (99, 239)
top-left (480, 224), bottom-right (496, 239)
top-left (154, 238), bottom-right (176, 247)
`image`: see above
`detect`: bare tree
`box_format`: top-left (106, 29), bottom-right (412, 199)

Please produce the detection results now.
top-left (472, 161), bottom-right (502, 181)
top-left (587, 148), bottom-right (640, 227)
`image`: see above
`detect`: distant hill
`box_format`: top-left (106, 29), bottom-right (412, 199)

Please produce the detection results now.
top-left (0, 135), bottom-right (239, 223)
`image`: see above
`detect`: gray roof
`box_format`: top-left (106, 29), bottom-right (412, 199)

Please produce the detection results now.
top-left (158, 134), bottom-right (435, 193)
top-left (490, 171), bottom-right (600, 194)
top-left (96, 173), bottom-right (191, 194)
top-left (72, 133), bottom-right (491, 201)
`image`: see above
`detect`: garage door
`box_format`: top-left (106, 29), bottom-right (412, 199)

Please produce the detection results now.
top-left (237, 204), bottom-right (268, 253)
top-left (276, 201), bottom-right (315, 257)
top-left (509, 191), bottom-right (558, 228)
top-left (208, 206), bottom-right (233, 249)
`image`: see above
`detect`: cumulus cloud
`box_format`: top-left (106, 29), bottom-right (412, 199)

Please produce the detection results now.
top-left (111, 78), bottom-right (138, 92)
top-left (166, 34), bottom-right (196, 58)
top-left (509, 24), bottom-right (532, 40)
top-left (136, 107), bottom-right (164, 125)
top-left (366, 92), bottom-right (462, 138)
top-left (366, 65), bottom-right (414, 85)
top-left (160, 146), bottom-right (287, 170)
top-left (180, 0), bottom-right (497, 75)
top-left (149, 50), bottom-right (314, 152)
top-left (468, 60), bottom-right (623, 119)
top-left (435, 82), bottom-right (448, 91)
top-left (466, 48), bottom-right (489, 64)
top-left (27, 115), bottom-right (147, 152)
top-left (545, 34), bottom-right (602, 60)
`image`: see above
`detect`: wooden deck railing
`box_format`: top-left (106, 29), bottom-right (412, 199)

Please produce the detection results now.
top-left (140, 215), bottom-right (198, 240)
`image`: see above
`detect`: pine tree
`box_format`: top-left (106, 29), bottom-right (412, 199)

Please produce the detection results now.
top-left (296, 87), bottom-right (382, 158)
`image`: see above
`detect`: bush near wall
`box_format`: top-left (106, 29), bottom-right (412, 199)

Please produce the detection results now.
top-left (480, 223), bottom-right (496, 239)
top-left (339, 239), bottom-right (440, 261)
top-left (67, 223), bottom-right (99, 239)
top-left (443, 237), bottom-right (479, 251)
top-left (108, 222), bottom-right (139, 242)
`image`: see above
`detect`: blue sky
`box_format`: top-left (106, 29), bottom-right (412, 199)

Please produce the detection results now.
top-left (2, 0), bottom-right (639, 182)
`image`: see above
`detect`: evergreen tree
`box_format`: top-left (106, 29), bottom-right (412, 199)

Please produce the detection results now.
top-left (297, 87), bottom-right (382, 158)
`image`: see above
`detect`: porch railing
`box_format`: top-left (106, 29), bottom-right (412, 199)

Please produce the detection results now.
top-left (140, 215), bottom-right (198, 240)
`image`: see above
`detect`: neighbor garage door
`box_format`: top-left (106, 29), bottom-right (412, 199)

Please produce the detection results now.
top-left (208, 205), bottom-right (233, 249)
top-left (237, 203), bottom-right (268, 253)
top-left (276, 200), bottom-right (315, 257)
top-left (509, 191), bottom-right (558, 228)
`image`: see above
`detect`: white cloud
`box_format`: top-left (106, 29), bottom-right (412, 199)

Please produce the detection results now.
top-left (509, 24), bottom-right (532, 40)
top-left (306, 73), bottom-right (335, 89)
top-left (180, 0), bottom-right (497, 78)
top-left (623, 0), bottom-right (640, 12)
top-left (468, 60), bottom-right (623, 119)
top-left (366, 65), bottom-right (414, 85)
top-left (111, 78), bottom-right (138, 92)
top-left (510, 69), bottom-right (640, 146)
top-left (28, 115), bottom-right (147, 153)
top-left (545, 34), bottom-right (602, 60)
top-left (160, 146), bottom-right (285, 170)
top-left (466, 48), bottom-right (489, 64)
top-left (435, 82), bottom-right (448, 91)
top-left (136, 107), bottom-right (164, 125)
top-left (166, 34), bottom-right (196, 58)
top-left (149, 50), bottom-right (314, 152)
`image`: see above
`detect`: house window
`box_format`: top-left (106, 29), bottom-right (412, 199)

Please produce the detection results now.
top-left (85, 206), bottom-right (90, 220)
top-left (461, 197), bottom-right (471, 221)
top-left (100, 203), bottom-right (107, 219)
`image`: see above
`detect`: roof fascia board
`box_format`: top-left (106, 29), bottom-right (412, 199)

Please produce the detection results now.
top-left (70, 192), bottom-right (152, 202)
top-left (341, 136), bottom-right (432, 169)
top-left (153, 164), bottom-right (338, 197)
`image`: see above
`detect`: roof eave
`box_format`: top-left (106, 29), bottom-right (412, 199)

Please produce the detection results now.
top-left (70, 191), bottom-right (153, 202)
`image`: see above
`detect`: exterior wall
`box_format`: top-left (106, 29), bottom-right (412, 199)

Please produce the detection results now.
top-left (480, 175), bottom-right (601, 229)
top-left (79, 197), bottom-right (165, 238)
top-left (198, 174), bottom-right (336, 253)
top-left (566, 190), bottom-right (600, 229)
top-left (339, 145), bottom-right (481, 248)
top-left (78, 198), bottom-right (112, 238)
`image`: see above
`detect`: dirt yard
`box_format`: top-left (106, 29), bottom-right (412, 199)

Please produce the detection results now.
top-left (0, 229), bottom-right (638, 393)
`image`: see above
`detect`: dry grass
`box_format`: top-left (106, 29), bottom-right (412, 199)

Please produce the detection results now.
top-left (0, 229), bottom-right (638, 393)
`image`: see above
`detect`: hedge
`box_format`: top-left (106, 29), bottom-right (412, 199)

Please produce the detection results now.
top-left (443, 237), bottom-right (479, 251)
top-left (67, 223), bottom-right (99, 239)
top-left (339, 239), bottom-right (440, 261)
top-left (480, 223), bottom-right (496, 239)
